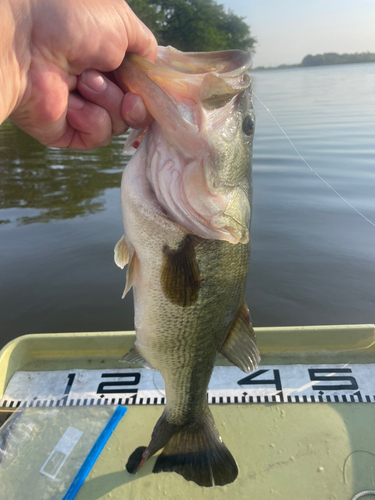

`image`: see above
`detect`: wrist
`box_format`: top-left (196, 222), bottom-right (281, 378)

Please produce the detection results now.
top-left (0, 0), bottom-right (31, 124)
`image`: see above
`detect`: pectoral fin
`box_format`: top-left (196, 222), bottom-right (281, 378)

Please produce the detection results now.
top-left (220, 302), bottom-right (260, 373)
top-left (161, 236), bottom-right (200, 307)
top-left (121, 345), bottom-right (154, 369)
top-left (114, 236), bottom-right (129, 269)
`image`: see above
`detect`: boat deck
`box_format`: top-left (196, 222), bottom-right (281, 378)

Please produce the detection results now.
top-left (1, 325), bottom-right (375, 500)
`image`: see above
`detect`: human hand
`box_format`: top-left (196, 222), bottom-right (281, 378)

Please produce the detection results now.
top-left (5, 0), bottom-right (157, 149)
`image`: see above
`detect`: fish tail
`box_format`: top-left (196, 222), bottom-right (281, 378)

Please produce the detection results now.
top-left (126, 408), bottom-right (238, 487)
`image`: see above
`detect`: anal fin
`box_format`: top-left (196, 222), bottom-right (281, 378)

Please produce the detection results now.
top-left (220, 301), bottom-right (260, 373)
top-left (120, 345), bottom-right (154, 369)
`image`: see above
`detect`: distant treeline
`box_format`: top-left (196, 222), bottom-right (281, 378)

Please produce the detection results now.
top-left (302, 52), bottom-right (375, 66)
top-left (127, 0), bottom-right (256, 52)
top-left (256, 52), bottom-right (375, 71)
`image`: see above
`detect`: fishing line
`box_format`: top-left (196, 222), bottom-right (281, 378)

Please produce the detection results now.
top-left (252, 91), bottom-right (375, 228)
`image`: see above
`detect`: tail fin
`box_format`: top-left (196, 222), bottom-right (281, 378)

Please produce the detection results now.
top-left (126, 408), bottom-right (238, 487)
top-left (153, 410), bottom-right (238, 487)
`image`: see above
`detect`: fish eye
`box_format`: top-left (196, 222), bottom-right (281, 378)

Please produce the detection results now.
top-left (242, 114), bottom-right (255, 136)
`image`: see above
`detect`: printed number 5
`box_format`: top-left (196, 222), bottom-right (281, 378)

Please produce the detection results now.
top-left (308, 368), bottom-right (358, 391)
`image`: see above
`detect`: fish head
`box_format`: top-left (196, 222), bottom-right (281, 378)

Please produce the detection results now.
top-left (115, 46), bottom-right (254, 244)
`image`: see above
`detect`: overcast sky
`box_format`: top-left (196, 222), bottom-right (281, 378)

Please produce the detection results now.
top-left (219, 0), bottom-right (375, 67)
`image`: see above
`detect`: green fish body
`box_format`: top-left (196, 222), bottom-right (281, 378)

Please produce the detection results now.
top-left (114, 46), bottom-right (259, 487)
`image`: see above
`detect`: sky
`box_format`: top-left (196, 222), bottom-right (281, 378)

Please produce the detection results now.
top-left (219, 0), bottom-right (375, 67)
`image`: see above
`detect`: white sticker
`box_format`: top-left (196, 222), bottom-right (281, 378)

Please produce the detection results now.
top-left (40, 426), bottom-right (83, 479)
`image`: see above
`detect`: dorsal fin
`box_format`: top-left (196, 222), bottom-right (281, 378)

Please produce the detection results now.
top-left (220, 301), bottom-right (260, 373)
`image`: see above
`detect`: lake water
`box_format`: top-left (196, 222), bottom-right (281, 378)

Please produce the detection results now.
top-left (0, 63), bottom-right (374, 349)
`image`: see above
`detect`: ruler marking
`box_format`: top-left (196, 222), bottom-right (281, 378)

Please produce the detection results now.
top-left (3, 365), bottom-right (375, 407)
top-left (355, 391), bottom-right (363, 402)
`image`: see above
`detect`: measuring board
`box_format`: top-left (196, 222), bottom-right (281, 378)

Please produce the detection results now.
top-left (1, 364), bottom-right (375, 408)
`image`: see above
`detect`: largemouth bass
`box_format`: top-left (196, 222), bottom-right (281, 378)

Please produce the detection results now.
top-left (114, 46), bottom-right (259, 487)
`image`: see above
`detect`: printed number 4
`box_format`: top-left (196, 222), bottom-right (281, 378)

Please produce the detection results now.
top-left (237, 369), bottom-right (282, 391)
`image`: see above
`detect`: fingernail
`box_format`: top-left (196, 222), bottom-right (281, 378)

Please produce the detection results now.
top-left (81, 70), bottom-right (106, 92)
top-left (128, 100), bottom-right (147, 123)
top-left (68, 94), bottom-right (84, 110)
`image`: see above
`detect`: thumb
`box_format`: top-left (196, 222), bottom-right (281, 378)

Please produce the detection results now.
top-left (120, 3), bottom-right (158, 63)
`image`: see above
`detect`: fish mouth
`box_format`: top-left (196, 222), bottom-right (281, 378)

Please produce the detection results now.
top-left (115, 47), bottom-right (253, 244)
top-left (115, 47), bottom-right (252, 158)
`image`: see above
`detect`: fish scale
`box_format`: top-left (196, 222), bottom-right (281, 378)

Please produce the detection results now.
top-left (114, 46), bottom-right (259, 487)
